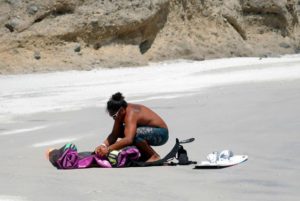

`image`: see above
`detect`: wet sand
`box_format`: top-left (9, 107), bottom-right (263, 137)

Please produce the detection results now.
top-left (0, 78), bottom-right (299, 201)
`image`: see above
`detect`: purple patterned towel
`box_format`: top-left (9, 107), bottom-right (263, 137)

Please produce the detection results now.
top-left (49, 144), bottom-right (141, 169)
top-left (56, 149), bottom-right (79, 169)
top-left (117, 146), bottom-right (141, 167)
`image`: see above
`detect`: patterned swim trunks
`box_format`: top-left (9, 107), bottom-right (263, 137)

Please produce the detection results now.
top-left (134, 127), bottom-right (169, 146)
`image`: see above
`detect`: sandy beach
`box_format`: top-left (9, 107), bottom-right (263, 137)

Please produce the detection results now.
top-left (0, 57), bottom-right (300, 201)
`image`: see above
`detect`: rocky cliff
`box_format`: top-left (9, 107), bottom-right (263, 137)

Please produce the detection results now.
top-left (1, 0), bottom-right (300, 74)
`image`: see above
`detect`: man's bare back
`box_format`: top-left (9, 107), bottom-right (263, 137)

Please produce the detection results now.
top-left (125, 103), bottom-right (168, 129)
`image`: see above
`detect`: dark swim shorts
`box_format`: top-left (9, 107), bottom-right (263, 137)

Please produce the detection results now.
top-left (134, 127), bottom-right (169, 146)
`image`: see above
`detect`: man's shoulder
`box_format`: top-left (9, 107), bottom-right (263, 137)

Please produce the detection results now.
top-left (127, 103), bottom-right (144, 110)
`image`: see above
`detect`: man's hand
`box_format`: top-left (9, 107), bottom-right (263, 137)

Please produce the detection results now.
top-left (95, 144), bottom-right (110, 157)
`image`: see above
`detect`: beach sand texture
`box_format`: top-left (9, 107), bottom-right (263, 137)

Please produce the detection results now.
top-left (0, 57), bottom-right (300, 201)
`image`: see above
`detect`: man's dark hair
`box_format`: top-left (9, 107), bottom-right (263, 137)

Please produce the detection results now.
top-left (106, 92), bottom-right (128, 113)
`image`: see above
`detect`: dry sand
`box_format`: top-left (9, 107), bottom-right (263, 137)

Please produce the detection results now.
top-left (0, 78), bottom-right (299, 201)
top-left (1, 0), bottom-right (300, 74)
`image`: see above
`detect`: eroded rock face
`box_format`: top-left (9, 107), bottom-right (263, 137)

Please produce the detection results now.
top-left (0, 0), bottom-right (300, 74)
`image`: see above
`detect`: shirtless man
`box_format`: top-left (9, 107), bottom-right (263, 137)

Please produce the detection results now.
top-left (95, 92), bottom-right (169, 162)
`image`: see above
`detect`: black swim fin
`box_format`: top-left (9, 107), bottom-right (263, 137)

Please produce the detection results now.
top-left (132, 138), bottom-right (181, 167)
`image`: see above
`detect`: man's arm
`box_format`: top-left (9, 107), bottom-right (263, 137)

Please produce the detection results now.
top-left (95, 118), bottom-right (121, 155)
top-left (107, 111), bottom-right (137, 151)
top-left (107, 125), bottom-right (136, 150)
top-left (102, 118), bottom-right (123, 146)
top-left (95, 110), bottom-right (137, 156)
top-left (108, 112), bottom-right (137, 150)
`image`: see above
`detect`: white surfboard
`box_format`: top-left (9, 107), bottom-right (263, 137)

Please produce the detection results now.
top-left (194, 155), bottom-right (248, 169)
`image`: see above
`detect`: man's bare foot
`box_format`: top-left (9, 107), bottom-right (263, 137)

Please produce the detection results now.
top-left (146, 154), bottom-right (160, 162)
